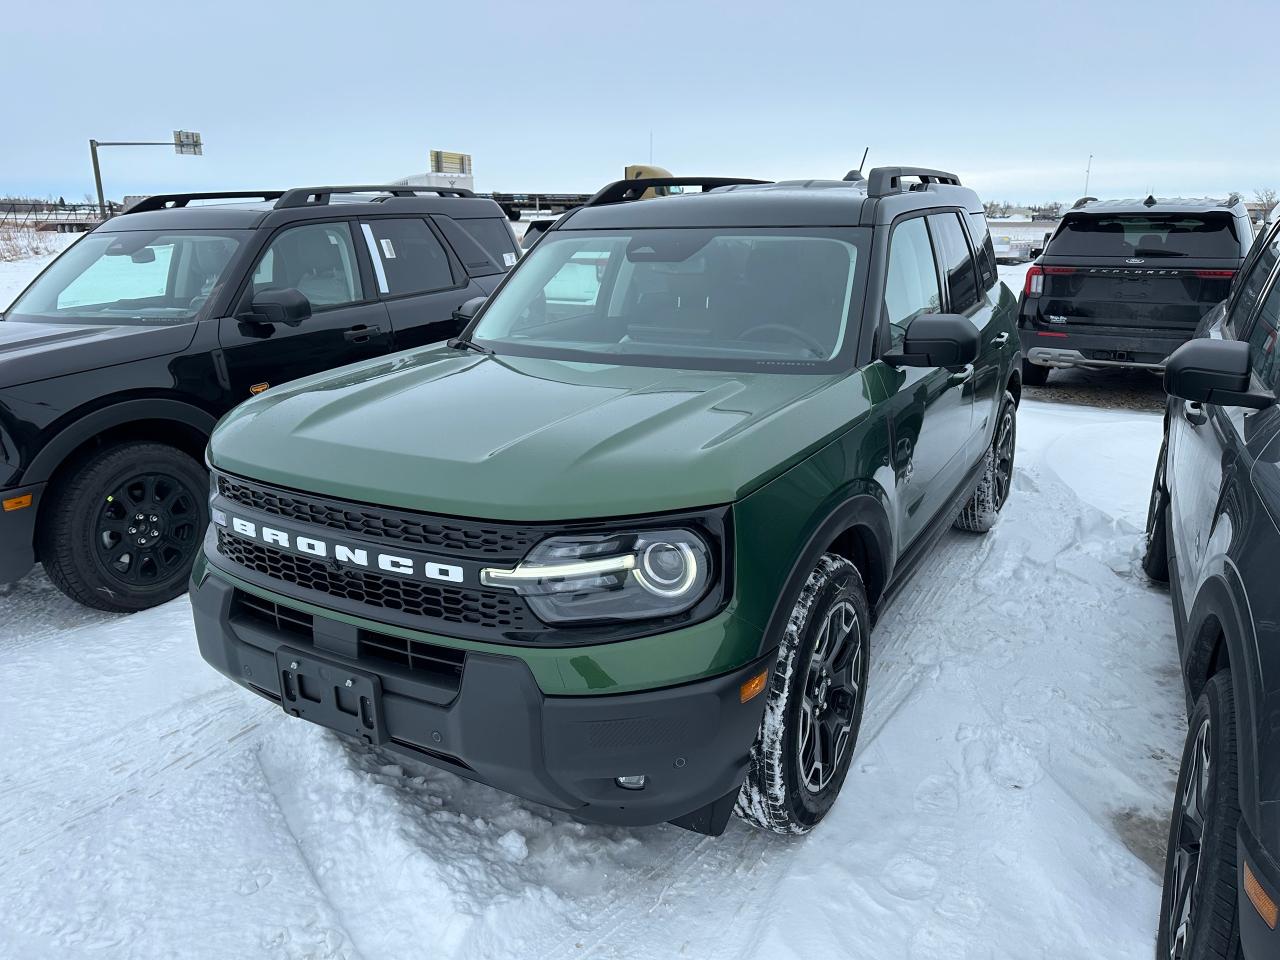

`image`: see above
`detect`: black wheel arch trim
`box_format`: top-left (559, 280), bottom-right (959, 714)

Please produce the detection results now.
top-left (23, 399), bottom-right (219, 486)
top-left (755, 488), bottom-right (893, 658)
top-left (1179, 567), bottom-right (1267, 838)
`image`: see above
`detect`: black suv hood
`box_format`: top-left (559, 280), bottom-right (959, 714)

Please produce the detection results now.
top-left (0, 319), bottom-right (198, 390)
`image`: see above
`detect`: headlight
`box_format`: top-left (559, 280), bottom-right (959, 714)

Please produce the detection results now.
top-left (480, 528), bottom-right (712, 624)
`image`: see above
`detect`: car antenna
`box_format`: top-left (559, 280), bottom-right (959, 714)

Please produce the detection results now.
top-left (842, 147), bottom-right (870, 183)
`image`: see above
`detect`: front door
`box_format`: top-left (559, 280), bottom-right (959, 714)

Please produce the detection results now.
top-left (218, 221), bottom-right (393, 401)
top-left (878, 214), bottom-right (974, 549)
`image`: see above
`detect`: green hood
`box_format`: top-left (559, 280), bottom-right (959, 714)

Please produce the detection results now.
top-left (210, 346), bottom-right (874, 520)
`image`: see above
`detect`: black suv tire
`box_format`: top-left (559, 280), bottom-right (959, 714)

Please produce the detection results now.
top-left (735, 554), bottom-right (870, 834)
top-left (1143, 435), bottom-right (1172, 583)
top-left (1157, 672), bottom-right (1242, 960)
top-left (955, 390), bottom-right (1016, 533)
top-left (1021, 360), bottom-right (1050, 387)
top-left (39, 442), bottom-right (209, 612)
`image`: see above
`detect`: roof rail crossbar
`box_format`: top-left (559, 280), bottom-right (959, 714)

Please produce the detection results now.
top-left (126, 191), bottom-right (287, 213)
top-left (866, 166), bottom-right (961, 198)
top-left (584, 177), bottom-right (770, 207)
top-left (1072, 196), bottom-right (1099, 209)
top-left (274, 184), bottom-right (476, 208)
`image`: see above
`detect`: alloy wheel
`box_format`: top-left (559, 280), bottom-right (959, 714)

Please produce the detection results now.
top-left (993, 406), bottom-right (1015, 508)
top-left (1166, 716), bottom-right (1212, 960)
top-left (798, 599), bottom-right (864, 794)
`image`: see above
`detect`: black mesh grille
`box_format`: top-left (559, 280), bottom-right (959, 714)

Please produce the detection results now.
top-left (217, 475), bottom-right (539, 560)
top-left (217, 530), bottom-right (530, 631)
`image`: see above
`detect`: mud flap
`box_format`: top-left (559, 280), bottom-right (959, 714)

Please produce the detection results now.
top-left (668, 786), bottom-right (740, 836)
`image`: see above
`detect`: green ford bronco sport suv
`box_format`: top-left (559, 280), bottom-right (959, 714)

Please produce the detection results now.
top-left (192, 167), bottom-right (1022, 836)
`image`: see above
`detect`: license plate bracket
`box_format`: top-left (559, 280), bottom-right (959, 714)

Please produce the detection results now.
top-left (276, 647), bottom-right (387, 746)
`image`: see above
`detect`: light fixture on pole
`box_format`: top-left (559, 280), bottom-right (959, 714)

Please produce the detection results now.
top-left (89, 130), bottom-right (203, 220)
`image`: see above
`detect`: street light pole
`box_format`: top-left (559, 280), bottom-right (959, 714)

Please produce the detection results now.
top-left (87, 132), bottom-right (203, 221)
top-left (1084, 154), bottom-right (1094, 196)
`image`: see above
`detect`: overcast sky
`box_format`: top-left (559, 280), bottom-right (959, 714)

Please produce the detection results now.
top-left (4, 0), bottom-right (1276, 204)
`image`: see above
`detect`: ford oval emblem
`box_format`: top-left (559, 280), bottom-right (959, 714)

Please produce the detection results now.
top-left (1126, 257), bottom-right (1146, 264)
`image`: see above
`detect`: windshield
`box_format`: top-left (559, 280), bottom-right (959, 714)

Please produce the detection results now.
top-left (470, 228), bottom-right (868, 372)
top-left (1048, 213), bottom-right (1242, 259)
top-left (5, 229), bottom-right (247, 325)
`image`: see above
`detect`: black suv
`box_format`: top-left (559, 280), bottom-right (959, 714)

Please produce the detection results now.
top-left (1144, 217), bottom-right (1280, 959)
top-left (1018, 196), bottom-right (1252, 386)
top-left (0, 185), bottom-right (518, 611)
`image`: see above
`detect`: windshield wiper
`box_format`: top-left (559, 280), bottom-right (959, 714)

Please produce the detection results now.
top-left (447, 337), bottom-right (494, 356)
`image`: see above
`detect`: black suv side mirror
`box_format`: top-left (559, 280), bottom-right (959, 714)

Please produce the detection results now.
top-left (245, 288), bottom-right (311, 327)
top-left (883, 314), bottom-right (980, 369)
top-left (1164, 339), bottom-right (1276, 409)
top-left (452, 296), bottom-right (487, 324)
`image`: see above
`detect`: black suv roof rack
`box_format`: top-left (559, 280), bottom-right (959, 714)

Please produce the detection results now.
top-left (865, 167), bottom-right (961, 198)
top-left (583, 177), bottom-right (770, 207)
top-left (126, 191), bottom-right (287, 213)
top-left (274, 184), bottom-right (475, 208)
top-left (1072, 196), bottom-right (1099, 209)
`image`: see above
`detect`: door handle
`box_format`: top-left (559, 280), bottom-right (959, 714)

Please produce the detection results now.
top-left (344, 324), bottom-right (378, 343)
top-left (1183, 400), bottom-right (1207, 427)
top-left (991, 332), bottom-right (1009, 346)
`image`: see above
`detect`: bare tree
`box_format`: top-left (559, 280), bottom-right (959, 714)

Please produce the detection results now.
top-left (983, 200), bottom-right (1003, 218)
top-left (1256, 187), bottom-right (1278, 208)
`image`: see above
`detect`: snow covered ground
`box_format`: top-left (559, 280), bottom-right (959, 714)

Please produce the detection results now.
top-left (0, 248), bottom-right (1185, 959)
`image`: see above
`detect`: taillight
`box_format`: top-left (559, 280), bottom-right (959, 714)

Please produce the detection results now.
top-left (1193, 269), bottom-right (1236, 279)
top-left (1024, 265), bottom-right (1075, 297)
top-left (1024, 265), bottom-right (1043, 297)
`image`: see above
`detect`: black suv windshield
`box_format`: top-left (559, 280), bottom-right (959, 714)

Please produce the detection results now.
top-left (1048, 213), bottom-right (1241, 259)
top-left (471, 227), bottom-right (870, 373)
top-left (6, 229), bottom-right (247, 326)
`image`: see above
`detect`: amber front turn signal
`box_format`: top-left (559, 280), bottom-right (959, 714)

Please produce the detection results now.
top-left (2, 493), bottom-right (33, 512)
top-left (1245, 860), bottom-right (1278, 930)
top-left (740, 670), bottom-right (768, 704)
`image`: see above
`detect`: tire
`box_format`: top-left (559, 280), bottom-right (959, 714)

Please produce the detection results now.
top-left (1143, 434), bottom-right (1172, 583)
top-left (954, 390), bottom-right (1017, 534)
top-left (1022, 359), bottom-right (1050, 387)
top-left (735, 554), bottom-right (871, 834)
top-left (1156, 672), bottom-right (1242, 960)
top-left (39, 442), bottom-right (209, 612)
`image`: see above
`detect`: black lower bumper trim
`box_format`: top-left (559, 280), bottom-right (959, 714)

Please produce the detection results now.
top-left (0, 482), bottom-right (44, 585)
top-left (192, 570), bottom-right (771, 832)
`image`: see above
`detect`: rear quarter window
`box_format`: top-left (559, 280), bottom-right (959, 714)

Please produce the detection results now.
top-left (1047, 213), bottom-right (1242, 259)
top-left (460, 218), bottom-right (519, 270)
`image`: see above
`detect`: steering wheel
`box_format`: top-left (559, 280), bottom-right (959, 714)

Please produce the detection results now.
top-left (736, 323), bottom-right (827, 357)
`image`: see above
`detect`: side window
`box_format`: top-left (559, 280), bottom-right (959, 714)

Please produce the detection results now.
top-left (253, 223), bottom-right (363, 309)
top-left (966, 210), bottom-right (997, 290)
top-left (459, 217), bottom-right (519, 270)
top-left (360, 218), bottom-right (456, 297)
top-left (928, 212), bottom-right (980, 312)
top-left (1232, 227), bottom-right (1280, 329)
top-left (1246, 270), bottom-right (1280, 390)
top-left (883, 217), bottom-right (941, 347)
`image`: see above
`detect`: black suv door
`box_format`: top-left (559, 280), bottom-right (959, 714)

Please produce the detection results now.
top-left (218, 220), bottom-right (394, 399)
top-left (356, 216), bottom-right (488, 350)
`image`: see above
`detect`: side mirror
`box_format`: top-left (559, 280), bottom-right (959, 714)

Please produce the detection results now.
top-left (452, 295), bottom-right (487, 324)
top-left (883, 314), bottom-right (980, 368)
top-left (1164, 339), bottom-right (1276, 409)
top-left (522, 219), bottom-right (554, 250)
top-left (245, 288), bottom-right (311, 327)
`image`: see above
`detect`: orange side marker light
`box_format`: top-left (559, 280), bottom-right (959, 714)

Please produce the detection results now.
top-left (740, 670), bottom-right (768, 704)
top-left (2, 494), bottom-right (33, 512)
top-left (1245, 861), bottom-right (1278, 930)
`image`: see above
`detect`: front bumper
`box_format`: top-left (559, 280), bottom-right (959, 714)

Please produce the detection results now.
top-left (191, 568), bottom-right (772, 832)
top-left (1241, 825), bottom-right (1280, 958)
top-left (0, 482), bottom-right (44, 585)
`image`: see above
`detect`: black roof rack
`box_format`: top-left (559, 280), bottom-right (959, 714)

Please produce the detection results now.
top-left (126, 191), bottom-right (287, 213)
top-left (865, 166), bottom-right (961, 198)
top-left (583, 177), bottom-right (770, 207)
top-left (1072, 196), bottom-right (1098, 209)
top-left (274, 184), bottom-right (475, 208)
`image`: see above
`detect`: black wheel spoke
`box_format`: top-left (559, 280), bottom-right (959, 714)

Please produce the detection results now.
top-left (94, 469), bottom-right (204, 587)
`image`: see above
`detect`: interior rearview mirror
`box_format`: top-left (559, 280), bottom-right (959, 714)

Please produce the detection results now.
top-left (883, 314), bottom-right (980, 369)
top-left (1164, 339), bottom-right (1276, 409)
top-left (245, 288), bottom-right (311, 327)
